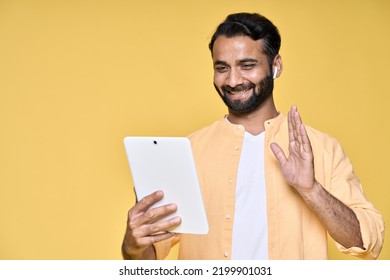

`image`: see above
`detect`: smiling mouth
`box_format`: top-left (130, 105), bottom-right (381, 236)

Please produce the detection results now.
top-left (229, 89), bottom-right (250, 95)
top-left (224, 88), bottom-right (253, 100)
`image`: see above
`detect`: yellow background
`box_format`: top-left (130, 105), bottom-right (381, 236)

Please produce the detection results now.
top-left (0, 0), bottom-right (389, 260)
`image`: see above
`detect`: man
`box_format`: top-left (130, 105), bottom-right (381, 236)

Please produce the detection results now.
top-left (122, 12), bottom-right (384, 260)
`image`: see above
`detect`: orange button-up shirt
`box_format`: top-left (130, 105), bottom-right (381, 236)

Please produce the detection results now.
top-left (154, 113), bottom-right (384, 259)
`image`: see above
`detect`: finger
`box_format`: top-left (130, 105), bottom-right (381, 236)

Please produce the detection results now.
top-left (132, 202), bottom-right (178, 226)
top-left (289, 105), bottom-right (302, 143)
top-left (270, 142), bottom-right (287, 166)
top-left (146, 232), bottom-right (180, 245)
top-left (299, 123), bottom-right (312, 154)
top-left (294, 110), bottom-right (313, 156)
top-left (143, 216), bottom-right (182, 236)
top-left (135, 203), bottom-right (177, 224)
top-left (292, 108), bottom-right (304, 145)
top-left (132, 216), bottom-right (182, 241)
top-left (136, 232), bottom-right (180, 248)
top-left (132, 190), bottom-right (164, 216)
top-left (288, 106), bottom-right (295, 143)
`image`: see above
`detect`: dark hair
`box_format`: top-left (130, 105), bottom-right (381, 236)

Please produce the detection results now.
top-left (209, 12), bottom-right (281, 64)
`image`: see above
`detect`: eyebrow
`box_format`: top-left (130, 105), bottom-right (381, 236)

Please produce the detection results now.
top-left (213, 60), bottom-right (228, 66)
top-left (237, 58), bottom-right (258, 64)
top-left (213, 58), bottom-right (259, 66)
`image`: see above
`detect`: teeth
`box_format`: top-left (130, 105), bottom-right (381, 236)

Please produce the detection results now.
top-left (231, 89), bottom-right (248, 95)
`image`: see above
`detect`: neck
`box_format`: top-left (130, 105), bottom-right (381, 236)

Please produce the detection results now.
top-left (227, 97), bottom-right (279, 135)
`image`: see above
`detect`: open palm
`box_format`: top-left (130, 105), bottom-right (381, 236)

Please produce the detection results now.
top-left (270, 106), bottom-right (315, 191)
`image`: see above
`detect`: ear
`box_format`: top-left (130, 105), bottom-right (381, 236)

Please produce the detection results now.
top-left (272, 54), bottom-right (283, 79)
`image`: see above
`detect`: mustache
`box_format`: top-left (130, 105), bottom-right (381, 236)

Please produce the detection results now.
top-left (222, 83), bottom-right (255, 93)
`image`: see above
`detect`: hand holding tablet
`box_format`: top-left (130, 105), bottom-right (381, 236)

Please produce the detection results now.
top-left (123, 136), bottom-right (209, 235)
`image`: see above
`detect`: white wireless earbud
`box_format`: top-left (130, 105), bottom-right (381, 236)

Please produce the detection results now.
top-left (273, 67), bottom-right (278, 79)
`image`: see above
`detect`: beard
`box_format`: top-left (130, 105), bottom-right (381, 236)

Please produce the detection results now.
top-left (214, 74), bottom-right (274, 115)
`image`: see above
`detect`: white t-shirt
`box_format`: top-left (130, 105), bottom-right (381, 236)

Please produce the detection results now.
top-left (231, 131), bottom-right (269, 260)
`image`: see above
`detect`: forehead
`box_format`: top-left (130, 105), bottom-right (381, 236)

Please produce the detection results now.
top-left (212, 35), bottom-right (265, 62)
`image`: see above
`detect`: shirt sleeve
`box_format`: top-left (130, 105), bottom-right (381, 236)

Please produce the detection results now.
top-left (336, 207), bottom-right (385, 259)
top-left (328, 138), bottom-right (385, 259)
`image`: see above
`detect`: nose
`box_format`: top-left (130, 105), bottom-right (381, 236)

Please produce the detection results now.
top-left (226, 68), bottom-right (243, 87)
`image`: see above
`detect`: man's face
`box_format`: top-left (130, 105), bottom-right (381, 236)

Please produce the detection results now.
top-left (212, 35), bottom-right (274, 115)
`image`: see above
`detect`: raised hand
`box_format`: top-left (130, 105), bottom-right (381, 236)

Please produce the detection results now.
top-left (270, 105), bottom-right (315, 192)
top-left (270, 106), bottom-right (364, 249)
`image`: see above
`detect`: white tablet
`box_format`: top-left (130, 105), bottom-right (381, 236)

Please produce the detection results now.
top-left (123, 136), bottom-right (209, 234)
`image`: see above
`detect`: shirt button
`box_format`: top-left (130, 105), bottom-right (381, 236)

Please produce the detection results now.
top-left (234, 146), bottom-right (239, 150)
top-left (229, 178), bottom-right (233, 183)
top-left (224, 252), bottom-right (229, 257)
top-left (225, 214), bottom-right (231, 220)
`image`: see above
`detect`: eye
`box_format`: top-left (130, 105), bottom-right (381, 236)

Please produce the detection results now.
top-left (215, 66), bottom-right (229, 73)
top-left (241, 64), bottom-right (255, 70)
